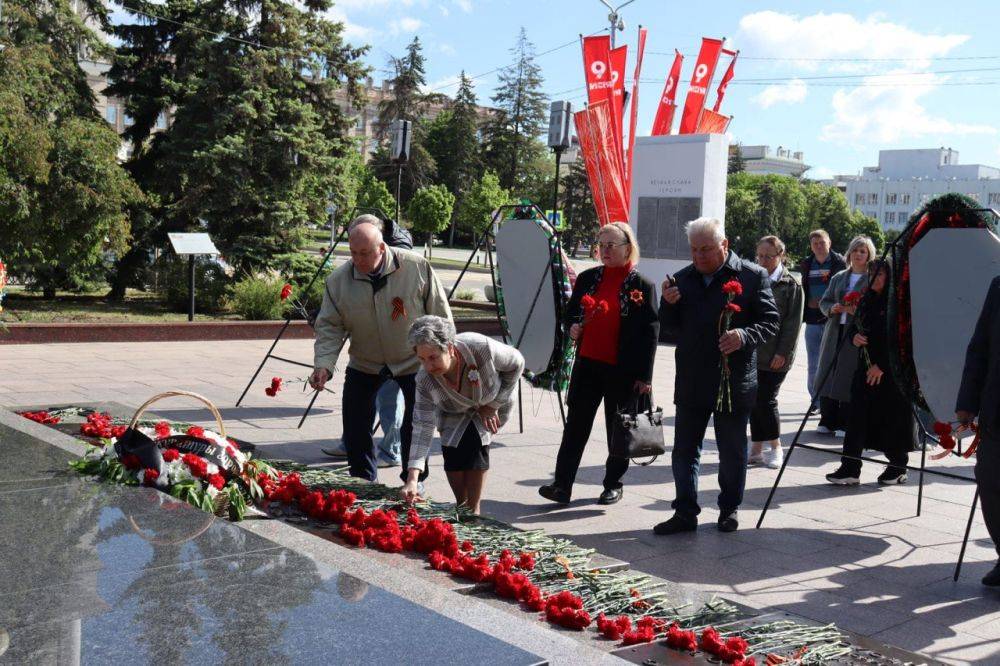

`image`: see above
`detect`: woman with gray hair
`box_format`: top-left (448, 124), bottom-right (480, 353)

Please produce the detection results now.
top-left (814, 235), bottom-right (876, 436)
top-left (401, 316), bottom-right (524, 514)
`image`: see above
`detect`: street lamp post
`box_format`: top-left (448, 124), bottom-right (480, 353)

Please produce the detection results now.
top-left (599, 0), bottom-right (635, 48)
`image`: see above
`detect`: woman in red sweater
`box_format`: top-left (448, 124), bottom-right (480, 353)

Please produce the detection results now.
top-left (539, 223), bottom-right (659, 505)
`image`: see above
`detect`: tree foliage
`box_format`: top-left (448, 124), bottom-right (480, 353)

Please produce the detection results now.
top-left (561, 160), bottom-right (599, 254)
top-left (0, 0), bottom-right (141, 297)
top-left (482, 28), bottom-right (549, 191)
top-left (407, 184), bottom-right (455, 236)
top-left (106, 0), bottom-right (368, 290)
top-left (454, 171), bottom-right (510, 237)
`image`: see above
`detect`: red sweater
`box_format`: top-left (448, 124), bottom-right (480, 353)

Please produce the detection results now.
top-left (579, 264), bottom-right (630, 365)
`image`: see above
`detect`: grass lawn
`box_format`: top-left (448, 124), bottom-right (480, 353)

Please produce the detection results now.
top-left (1, 287), bottom-right (239, 323)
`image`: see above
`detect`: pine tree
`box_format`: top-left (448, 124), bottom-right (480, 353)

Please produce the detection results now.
top-left (106, 0), bottom-right (368, 290)
top-left (482, 28), bottom-right (548, 190)
top-left (728, 143), bottom-right (746, 174)
top-left (561, 160), bottom-right (598, 255)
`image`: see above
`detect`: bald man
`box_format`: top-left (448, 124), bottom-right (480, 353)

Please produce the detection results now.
top-left (310, 218), bottom-right (452, 482)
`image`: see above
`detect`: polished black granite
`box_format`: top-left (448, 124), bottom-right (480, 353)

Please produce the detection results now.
top-left (0, 421), bottom-right (544, 665)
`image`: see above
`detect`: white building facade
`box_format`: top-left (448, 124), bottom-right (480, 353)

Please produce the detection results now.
top-left (734, 145), bottom-right (810, 177)
top-left (846, 148), bottom-right (1000, 231)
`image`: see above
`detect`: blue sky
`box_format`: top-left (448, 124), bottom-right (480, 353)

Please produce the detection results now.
top-left (327, 0), bottom-right (1000, 179)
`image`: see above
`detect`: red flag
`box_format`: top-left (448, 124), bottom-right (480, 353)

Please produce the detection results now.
top-left (713, 49), bottom-right (737, 113)
top-left (696, 108), bottom-right (731, 134)
top-left (574, 101), bottom-right (629, 226)
top-left (679, 37), bottom-right (724, 134)
top-left (582, 35), bottom-right (613, 107)
top-left (609, 45), bottom-right (628, 180)
top-left (626, 26), bottom-right (647, 200)
top-left (651, 50), bottom-right (683, 135)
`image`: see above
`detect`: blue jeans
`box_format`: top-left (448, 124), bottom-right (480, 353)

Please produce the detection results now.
top-left (805, 323), bottom-right (825, 403)
top-left (375, 380), bottom-right (403, 464)
top-left (671, 405), bottom-right (750, 519)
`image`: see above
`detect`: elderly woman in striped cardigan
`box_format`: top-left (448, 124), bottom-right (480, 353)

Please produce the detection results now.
top-left (401, 316), bottom-right (525, 514)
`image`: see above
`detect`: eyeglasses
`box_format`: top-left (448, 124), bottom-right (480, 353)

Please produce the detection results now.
top-left (756, 253), bottom-right (779, 260)
top-left (598, 241), bottom-right (629, 251)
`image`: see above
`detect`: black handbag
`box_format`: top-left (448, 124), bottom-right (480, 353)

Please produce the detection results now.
top-left (611, 393), bottom-right (666, 465)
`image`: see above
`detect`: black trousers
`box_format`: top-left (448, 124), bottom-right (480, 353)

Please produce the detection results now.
top-left (976, 433), bottom-right (1000, 558)
top-left (553, 358), bottom-right (634, 491)
top-left (341, 367), bottom-right (428, 483)
top-left (840, 375), bottom-right (913, 476)
top-left (750, 369), bottom-right (787, 442)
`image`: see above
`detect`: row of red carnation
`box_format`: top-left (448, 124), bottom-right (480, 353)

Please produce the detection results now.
top-left (262, 471), bottom-right (758, 661)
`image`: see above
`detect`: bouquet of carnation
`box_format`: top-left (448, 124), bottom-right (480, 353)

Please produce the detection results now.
top-left (579, 294), bottom-right (610, 327)
top-left (843, 290), bottom-right (871, 368)
top-left (716, 280), bottom-right (743, 413)
top-left (69, 392), bottom-right (278, 520)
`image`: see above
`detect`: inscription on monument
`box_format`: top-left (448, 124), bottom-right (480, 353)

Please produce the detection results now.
top-left (636, 196), bottom-right (701, 260)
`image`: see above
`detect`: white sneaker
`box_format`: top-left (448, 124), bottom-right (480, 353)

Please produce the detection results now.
top-left (816, 425), bottom-right (834, 435)
top-left (835, 430), bottom-right (846, 438)
top-left (762, 447), bottom-right (783, 469)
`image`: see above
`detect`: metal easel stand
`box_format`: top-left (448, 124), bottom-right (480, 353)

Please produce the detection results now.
top-left (755, 331), bottom-right (979, 581)
top-left (234, 207), bottom-right (395, 429)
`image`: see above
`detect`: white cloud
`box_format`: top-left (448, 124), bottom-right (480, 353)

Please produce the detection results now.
top-left (422, 74), bottom-right (461, 94)
top-left (805, 166), bottom-right (836, 181)
top-left (752, 79), bottom-right (807, 109)
top-left (453, 0), bottom-right (473, 12)
top-left (389, 17), bottom-right (423, 35)
top-left (820, 71), bottom-right (997, 144)
top-left (323, 7), bottom-right (375, 44)
top-left (336, 0), bottom-right (415, 9)
top-left (736, 11), bottom-right (968, 71)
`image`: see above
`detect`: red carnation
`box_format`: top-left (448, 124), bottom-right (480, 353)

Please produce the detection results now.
top-left (724, 302), bottom-right (741, 313)
top-left (843, 291), bottom-right (862, 307)
top-left (280, 283), bottom-right (293, 300)
top-left (143, 468), bottom-right (160, 485)
top-left (595, 300), bottom-right (609, 315)
top-left (121, 454), bottom-right (141, 470)
top-left (208, 473), bottom-right (226, 490)
top-left (460, 540), bottom-right (474, 553)
top-left (162, 448), bottom-right (180, 463)
top-left (154, 421), bottom-right (171, 439)
top-left (722, 280), bottom-right (743, 296)
top-left (186, 425), bottom-right (206, 439)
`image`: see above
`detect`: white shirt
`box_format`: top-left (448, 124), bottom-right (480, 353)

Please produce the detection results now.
top-left (768, 265), bottom-right (783, 284)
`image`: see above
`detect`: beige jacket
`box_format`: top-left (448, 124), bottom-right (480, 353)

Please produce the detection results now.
top-left (313, 247), bottom-right (452, 376)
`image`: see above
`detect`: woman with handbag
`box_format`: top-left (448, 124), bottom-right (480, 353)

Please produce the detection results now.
top-left (538, 222), bottom-right (659, 506)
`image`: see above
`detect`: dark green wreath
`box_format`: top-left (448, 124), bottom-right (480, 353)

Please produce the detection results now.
top-left (886, 193), bottom-right (996, 410)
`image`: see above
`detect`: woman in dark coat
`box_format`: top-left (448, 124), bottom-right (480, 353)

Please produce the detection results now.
top-left (538, 222), bottom-right (659, 506)
top-left (826, 260), bottom-right (915, 485)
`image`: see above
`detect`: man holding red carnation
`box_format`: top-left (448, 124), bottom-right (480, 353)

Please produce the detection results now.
top-left (656, 217), bottom-right (779, 534)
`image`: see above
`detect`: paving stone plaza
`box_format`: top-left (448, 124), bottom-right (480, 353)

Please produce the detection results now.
top-left (2, 334), bottom-right (996, 665)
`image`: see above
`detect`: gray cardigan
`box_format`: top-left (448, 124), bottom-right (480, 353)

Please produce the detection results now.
top-left (408, 333), bottom-right (525, 470)
top-left (815, 268), bottom-right (869, 402)
top-left (757, 265), bottom-right (804, 371)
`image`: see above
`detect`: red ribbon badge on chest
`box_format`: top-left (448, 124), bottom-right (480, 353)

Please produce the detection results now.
top-left (391, 297), bottom-right (406, 321)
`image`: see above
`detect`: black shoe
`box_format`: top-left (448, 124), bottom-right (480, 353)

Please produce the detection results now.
top-left (538, 484), bottom-right (571, 504)
top-left (717, 512), bottom-right (739, 533)
top-left (982, 563), bottom-right (1000, 587)
top-left (653, 514), bottom-right (698, 535)
top-left (825, 467), bottom-right (861, 485)
top-left (877, 469), bottom-right (907, 485)
top-left (597, 487), bottom-right (623, 505)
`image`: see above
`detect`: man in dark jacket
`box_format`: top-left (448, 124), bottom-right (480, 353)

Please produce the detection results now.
top-left (957, 275), bottom-right (1000, 586)
top-left (655, 217), bottom-right (780, 534)
top-left (797, 230), bottom-right (846, 430)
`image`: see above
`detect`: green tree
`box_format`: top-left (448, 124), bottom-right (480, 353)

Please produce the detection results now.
top-left (407, 184), bottom-right (455, 257)
top-left (801, 182), bottom-right (884, 255)
top-left (454, 171), bottom-right (510, 245)
top-left (425, 72), bottom-right (484, 245)
top-left (372, 37), bottom-right (442, 204)
top-left (0, 0), bottom-right (142, 298)
top-left (107, 0), bottom-right (368, 293)
top-left (561, 160), bottom-right (599, 256)
top-left (724, 173), bottom-right (806, 259)
top-left (354, 162), bottom-right (396, 219)
top-left (482, 28), bottom-right (548, 190)
top-left (728, 143), bottom-right (746, 174)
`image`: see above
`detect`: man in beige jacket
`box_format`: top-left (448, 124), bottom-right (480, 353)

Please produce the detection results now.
top-left (309, 219), bottom-right (452, 481)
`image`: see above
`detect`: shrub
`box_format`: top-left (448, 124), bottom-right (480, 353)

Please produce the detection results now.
top-left (227, 274), bottom-right (285, 320)
top-left (154, 255), bottom-right (231, 313)
top-left (272, 252), bottom-right (332, 316)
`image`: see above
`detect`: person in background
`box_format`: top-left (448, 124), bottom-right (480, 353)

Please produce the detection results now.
top-left (826, 260), bottom-right (914, 486)
top-left (402, 316), bottom-right (524, 515)
top-left (654, 218), bottom-right (779, 535)
top-left (538, 222), bottom-right (659, 506)
top-left (749, 236), bottom-right (803, 469)
top-left (798, 230), bottom-right (846, 430)
top-left (956, 275), bottom-right (1000, 586)
top-left (814, 236), bottom-right (875, 437)
top-left (322, 214), bottom-right (413, 469)
top-left (310, 219), bottom-right (452, 483)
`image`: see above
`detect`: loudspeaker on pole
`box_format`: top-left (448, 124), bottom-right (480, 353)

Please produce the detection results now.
top-left (547, 101), bottom-right (572, 150)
